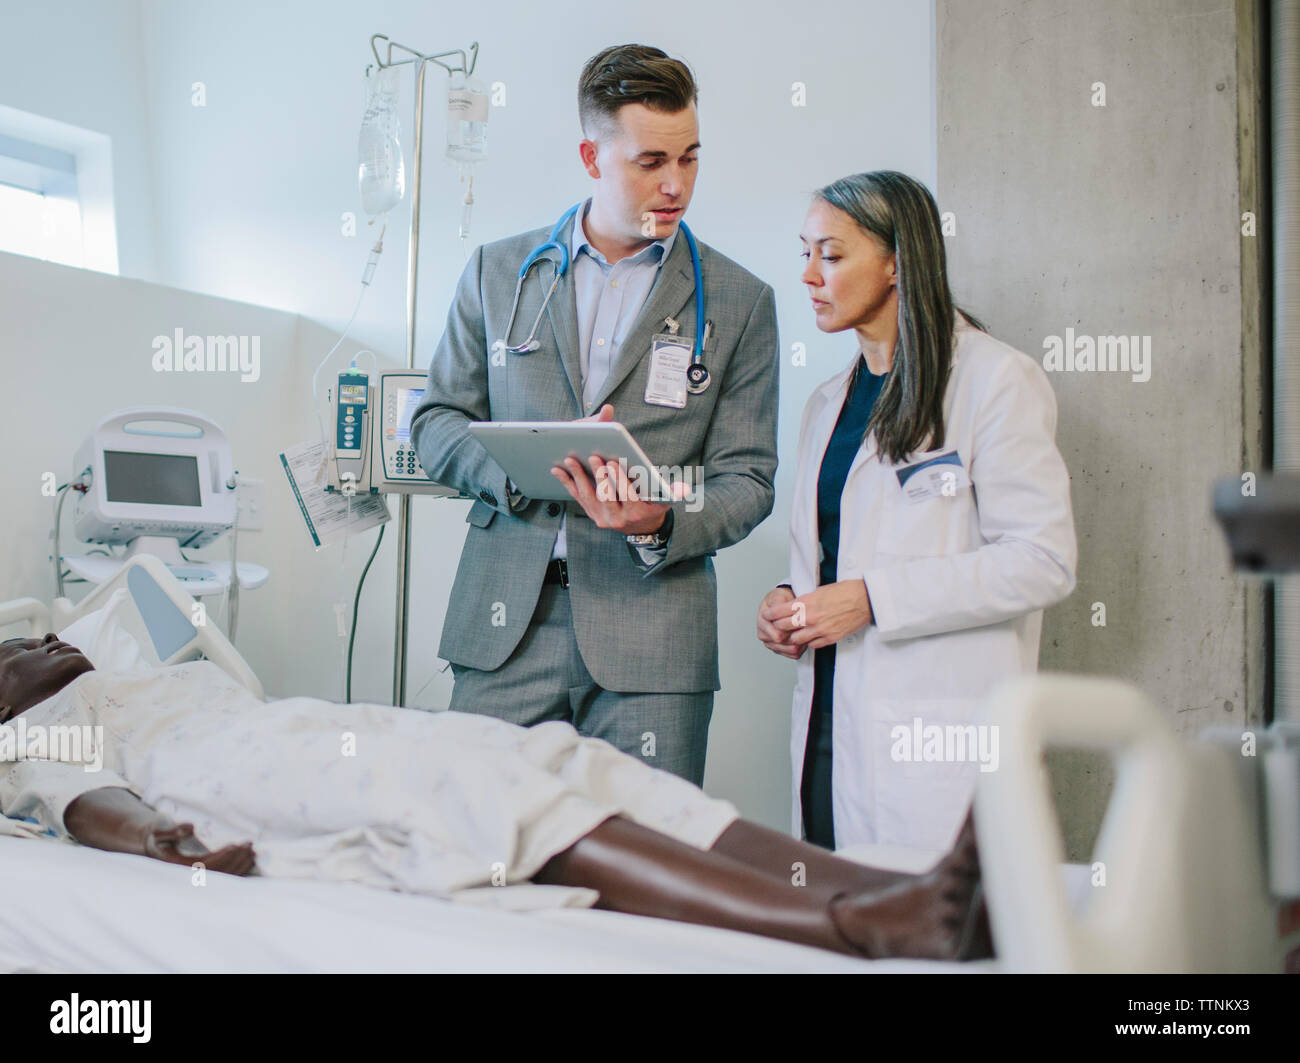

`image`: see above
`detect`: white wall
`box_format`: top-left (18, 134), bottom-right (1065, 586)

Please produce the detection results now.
top-left (935, 0), bottom-right (1256, 855)
top-left (0, 253), bottom-right (415, 715)
top-left (1, 0), bottom-right (935, 830)
top-left (0, 250), bottom-right (391, 699)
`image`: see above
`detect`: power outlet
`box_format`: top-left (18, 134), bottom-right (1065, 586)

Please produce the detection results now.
top-left (236, 477), bottom-right (265, 531)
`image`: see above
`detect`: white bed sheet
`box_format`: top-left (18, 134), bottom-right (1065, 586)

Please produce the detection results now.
top-left (0, 837), bottom-right (991, 974)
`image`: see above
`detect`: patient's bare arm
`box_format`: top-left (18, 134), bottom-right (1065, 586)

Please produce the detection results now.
top-left (63, 787), bottom-right (256, 876)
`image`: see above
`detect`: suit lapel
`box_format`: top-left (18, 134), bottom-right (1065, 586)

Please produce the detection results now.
top-left (841, 360), bottom-right (882, 487)
top-left (807, 354), bottom-right (880, 490)
top-left (546, 215), bottom-right (695, 415)
top-left (806, 356), bottom-right (860, 462)
top-left (544, 218), bottom-right (585, 416)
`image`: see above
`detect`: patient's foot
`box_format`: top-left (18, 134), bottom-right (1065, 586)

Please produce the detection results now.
top-left (827, 809), bottom-right (990, 961)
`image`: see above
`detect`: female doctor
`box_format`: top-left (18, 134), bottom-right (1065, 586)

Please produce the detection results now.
top-left (756, 171), bottom-right (1077, 853)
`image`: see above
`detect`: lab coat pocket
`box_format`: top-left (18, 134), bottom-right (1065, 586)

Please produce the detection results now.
top-left (875, 449), bottom-right (975, 558)
top-left (869, 696), bottom-right (984, 851)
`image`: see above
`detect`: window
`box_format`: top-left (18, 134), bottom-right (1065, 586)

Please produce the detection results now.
top-left (0, 105), bottom-right (118, 274)
top-left (0, 135), bottom-right (84, 267)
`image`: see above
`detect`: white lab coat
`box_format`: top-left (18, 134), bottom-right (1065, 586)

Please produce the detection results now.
top-left (786, 318), bottom-right (1077, 851)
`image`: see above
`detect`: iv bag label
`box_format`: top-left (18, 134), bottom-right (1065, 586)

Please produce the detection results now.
top-left (448, 90), bottom-right (489, 122)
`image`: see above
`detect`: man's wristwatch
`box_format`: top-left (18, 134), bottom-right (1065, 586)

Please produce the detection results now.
top-left (625, 509), bottom-right (674, 548)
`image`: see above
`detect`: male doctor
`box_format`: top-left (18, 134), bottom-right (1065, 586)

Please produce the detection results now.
top-left (410, 44), bottom-right (780, 784)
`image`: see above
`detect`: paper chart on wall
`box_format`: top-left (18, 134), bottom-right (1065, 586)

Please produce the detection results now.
top-left (279, 439), bottom-right (390, 548)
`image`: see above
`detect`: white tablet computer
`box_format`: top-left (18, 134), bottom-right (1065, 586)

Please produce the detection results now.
top-left (467, 421), bottom-right (679, 503)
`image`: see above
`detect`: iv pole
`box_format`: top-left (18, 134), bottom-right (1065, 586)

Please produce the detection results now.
top-left (368, 34), bottom-right (480, 706)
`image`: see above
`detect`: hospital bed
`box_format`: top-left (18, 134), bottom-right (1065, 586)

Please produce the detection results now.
top-left (0, 557), bottom-right (1283, 973)
top-left (0, 553), bottom-right (262, 698)
top-left (0, 557), bottom-right (932, 973)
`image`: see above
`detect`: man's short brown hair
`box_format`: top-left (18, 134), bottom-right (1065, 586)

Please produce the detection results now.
top-left (578, 44), bottom-right (698, 138)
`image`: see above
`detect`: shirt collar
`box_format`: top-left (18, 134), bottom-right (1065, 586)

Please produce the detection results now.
top-left (569, 197), bottom-right (677, 267)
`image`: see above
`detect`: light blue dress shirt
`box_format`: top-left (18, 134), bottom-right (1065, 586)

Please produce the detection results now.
top-left (547, 198), bottom-right (677, 561)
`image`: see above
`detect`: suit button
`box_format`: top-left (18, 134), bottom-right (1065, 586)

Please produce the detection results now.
top-left (479, 490), bottom-right (497, 506)
top-left (546, 502), bottom-right (561, 517)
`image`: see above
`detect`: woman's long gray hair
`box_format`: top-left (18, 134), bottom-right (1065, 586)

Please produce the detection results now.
top-left (813, 170), bottom-right (982, 464)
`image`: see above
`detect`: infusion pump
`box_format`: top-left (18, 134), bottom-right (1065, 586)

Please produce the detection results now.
top-left (325, 369), bottom-right (458, 497)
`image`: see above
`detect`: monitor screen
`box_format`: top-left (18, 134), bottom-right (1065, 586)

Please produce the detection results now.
top-left (339, 383), bottom-right (368, 406)
top-left (104, 450), bottom-right (202, 507)
top-left (396, 387), bottom-right (425, 443)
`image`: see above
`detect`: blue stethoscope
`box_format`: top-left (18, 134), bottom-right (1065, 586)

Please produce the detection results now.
top-left (503, 202), bottom-right (711, 394)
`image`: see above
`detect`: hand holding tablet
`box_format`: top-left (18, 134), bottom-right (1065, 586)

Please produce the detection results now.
top-left (467, 405), bottom-right (686, 510)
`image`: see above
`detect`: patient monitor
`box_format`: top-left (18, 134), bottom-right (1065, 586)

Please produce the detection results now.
top-left (63, 407), bottom-right (268, 600)
top-left (73, 407), bottom-right (237, 548)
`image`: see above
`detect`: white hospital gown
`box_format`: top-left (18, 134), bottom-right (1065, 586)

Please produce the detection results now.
top-left (0, 662), bottom-right (739, 908)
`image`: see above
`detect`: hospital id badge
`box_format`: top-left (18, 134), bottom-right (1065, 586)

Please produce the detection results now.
top-left (644, 334), bottom-right (692, 409)
top-left (896, 450), bottom-right (971, 503)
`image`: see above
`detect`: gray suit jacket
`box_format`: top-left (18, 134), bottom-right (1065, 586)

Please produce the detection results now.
top-left (410, 211), bottom-right (779, 692)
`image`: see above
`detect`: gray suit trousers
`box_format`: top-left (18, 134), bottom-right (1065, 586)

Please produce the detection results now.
top-left (449, 583), bottom-right (714, 786)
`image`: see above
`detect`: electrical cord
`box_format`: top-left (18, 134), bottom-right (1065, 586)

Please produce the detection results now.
top-left (311, 226), bottom-right (386, 450)
top-left (51, 483), bottom-right (69, 598)
top-left (52, 470), bottom-right (93, 598)
top-left (222, 470), bottom-right (240, 645)
top-left (346, 522), bottom-right (385, 702)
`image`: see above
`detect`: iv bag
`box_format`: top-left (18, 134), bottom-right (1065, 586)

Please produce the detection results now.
top-left (358, 66), bottom-right (405, 217)
top-left (446, 71), bottom-right (488, 163)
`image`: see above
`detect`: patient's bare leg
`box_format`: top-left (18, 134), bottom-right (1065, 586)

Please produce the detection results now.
top-left (533, 814), bottom-right (983, 959)
top-left (709, 819), bottom-right (916, 899)
top-left (711, 808), bottom-right (993, 958)
top-left (536, 816), bottom-right (853, 954)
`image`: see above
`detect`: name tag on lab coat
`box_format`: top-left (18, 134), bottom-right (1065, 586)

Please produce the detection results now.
top-left (644, 334), bottom-right (692, 409)
top-left (896, 450), bottom-right (971, 503)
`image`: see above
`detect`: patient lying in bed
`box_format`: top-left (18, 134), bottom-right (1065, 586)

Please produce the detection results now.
top-left (0, 633), bottom-right (991, 961)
